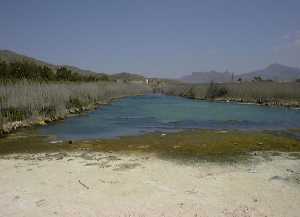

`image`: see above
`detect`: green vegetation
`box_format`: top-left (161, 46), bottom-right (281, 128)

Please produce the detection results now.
top-left (87, 130), bottom-right (300, 161)
top-left (1, 130), bottom-right (299, 162)
top-left (0, 59), bottom-right (108, 82)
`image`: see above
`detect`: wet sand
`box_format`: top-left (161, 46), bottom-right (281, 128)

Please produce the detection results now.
top-left (0, 152), bottom-right (300, 217)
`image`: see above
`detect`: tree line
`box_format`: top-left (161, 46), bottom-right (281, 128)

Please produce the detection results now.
top-left (0, 59), bottom-right (109, 82)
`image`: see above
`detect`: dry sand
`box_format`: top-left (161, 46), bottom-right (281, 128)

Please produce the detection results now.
top-left (0, 152), bottom-right (300, 217)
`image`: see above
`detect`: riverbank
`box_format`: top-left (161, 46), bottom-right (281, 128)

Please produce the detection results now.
top-left (156, 81), bottom-right (300, 109)
top-left (196, 97), bottom-right (300, 109)
top-left (0, 81), bottom-right (152, 136)
top-left (0, 96), bottom-right (120, 135)
top-left (173, 94), bottom-right (300, 109)
top-left (1, 151), bottom-right (300, 217)
top-left (1, 129), bottom-right (300, 216)
top-left (1, 129), bottom-right (300, 160)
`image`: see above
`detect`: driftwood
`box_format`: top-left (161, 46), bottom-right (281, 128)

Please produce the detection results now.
top-left (78, 180), bottom-right (89, 189)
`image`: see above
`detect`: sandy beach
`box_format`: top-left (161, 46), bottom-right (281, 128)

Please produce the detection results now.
top-left (0, 152), bottom-right (299, 217)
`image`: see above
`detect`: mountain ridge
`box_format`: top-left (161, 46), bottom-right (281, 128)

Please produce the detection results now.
top-left (240, 63), bottom-right (300, 81)
top-left (0, 49), bottom-right (105, 76)
top-left (181, 63), bottom-right (300, 83)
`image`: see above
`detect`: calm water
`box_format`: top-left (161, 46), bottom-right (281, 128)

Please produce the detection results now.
top-left (39, 95), bottom-right (300, 139)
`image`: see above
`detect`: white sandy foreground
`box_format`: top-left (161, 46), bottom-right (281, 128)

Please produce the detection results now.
top-left (0, 152), bottom-right (300, 217)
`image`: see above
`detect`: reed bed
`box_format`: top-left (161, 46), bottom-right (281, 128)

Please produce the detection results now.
top-left (223, 82), bottom-right (300, 101)
top-left (159, 81), bottom-right (300, 103)
top-left (0, 81), bottom-right (151, 129)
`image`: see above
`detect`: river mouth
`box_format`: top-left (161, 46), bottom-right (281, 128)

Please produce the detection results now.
top-left (37, 95), bottom-right (300, 140)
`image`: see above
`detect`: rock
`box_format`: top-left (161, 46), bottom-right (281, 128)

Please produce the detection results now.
top-left (269, 175), bottom-right (288, 182)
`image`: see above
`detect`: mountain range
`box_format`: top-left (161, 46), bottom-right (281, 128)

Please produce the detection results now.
top-left (2, 49), bottom-right (300, 83)
top-left (181, 64), bottom-right (300, 83)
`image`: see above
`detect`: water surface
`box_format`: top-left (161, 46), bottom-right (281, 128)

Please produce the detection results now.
top-left (39, 95), bottom-right (300, 139)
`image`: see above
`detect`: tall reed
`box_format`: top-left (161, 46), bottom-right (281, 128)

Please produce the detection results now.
top-left (159, 81), bottom-right (300, 102)
top-left (0, 81), bottom-right (151, 128)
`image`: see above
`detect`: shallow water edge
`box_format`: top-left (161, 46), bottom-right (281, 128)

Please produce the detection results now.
top-left (1, 129), bottom-right (300, 163)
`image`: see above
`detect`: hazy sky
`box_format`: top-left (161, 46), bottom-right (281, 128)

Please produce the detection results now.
top-left (1, 0), bottom-right (300, 78)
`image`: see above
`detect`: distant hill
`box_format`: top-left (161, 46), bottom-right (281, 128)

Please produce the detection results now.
top-left (0, 49), bottom-right (56, 68)
top-left (0, 50), bottom-right (147, 81)
top-left (181, 70), bottom-right (234, 83)
top-left (181, 64), bottom-right (300, 83)
top-left (240, 64), bottom-right (300, 82)
top-left (0, 49), bottom-right (105, 77)
top-left (110, 72), bottom-right (145, 81)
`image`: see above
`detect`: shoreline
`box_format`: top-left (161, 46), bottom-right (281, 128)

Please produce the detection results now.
top-left (182, 96), bottom-right (300, 109)
top-left (1, 129), bottom-right (300, 160)
top-left (1, 151), bottom-right (299, 217)
top-left (0, 94), bottom-right (145, 137)
top-left (1, 93), bottom-right (300, 138)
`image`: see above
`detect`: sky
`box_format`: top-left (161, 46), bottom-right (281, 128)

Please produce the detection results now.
top-left (0, 0), bottom-right (300, 78)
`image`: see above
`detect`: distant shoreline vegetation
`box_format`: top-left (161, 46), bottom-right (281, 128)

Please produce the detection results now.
top-left (155, 80), bottom-right (300, 107)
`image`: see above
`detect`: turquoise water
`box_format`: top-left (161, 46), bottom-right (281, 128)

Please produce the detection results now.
top-left (40, 95), bottom-right (300, 139)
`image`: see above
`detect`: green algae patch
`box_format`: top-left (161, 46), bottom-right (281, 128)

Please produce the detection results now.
top-left (0, 130), bottom-right (75, 155)
top-left (1, 129), bottom-right (300, 162)
top-left (81, 130), bottom-right (300, 162)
